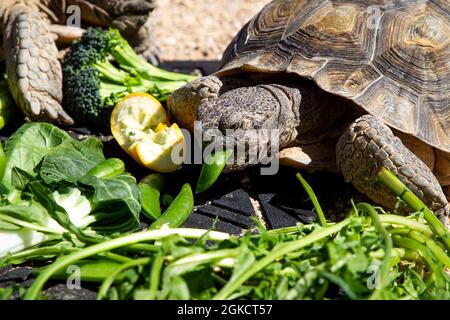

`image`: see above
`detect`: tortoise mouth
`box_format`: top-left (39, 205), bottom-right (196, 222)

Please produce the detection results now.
top-left (197, 124), bottom-right (281, 172)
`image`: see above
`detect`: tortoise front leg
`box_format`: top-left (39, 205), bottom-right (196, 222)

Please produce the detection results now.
top-left (3, 3), bottom-right (73, 124)
top-left (336, 114), bottom-right (449, 223)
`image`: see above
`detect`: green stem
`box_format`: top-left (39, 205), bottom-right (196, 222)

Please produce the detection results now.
top-left (121, 243), bottom-right (161, 254)
top-left (140, 78), bottom-right (190, 92)
top-left (425, 238), bottom-right (450, 268)
top-left (97, 258), bottom-right (151, 300)
top-left (140, 63), bottom-right (197, 82)
top-left (95, 60), bottom-right (129, 84)
top-left (406, 231), bottom-right (450, 268)
top-left (377, 167), bottom-right (450, 250)
top-left (100, 252), bottom-right (133, 264)
top-left (24, 228), bottom-right (229, 300)
top-left (213, 218), bottom-right (351, 300)
top-left (354, 203), bottom-right (393, 300)
top-left (169, 249), bottom-right (240, 269)
top-left (378, 214), bottom-right (433, 236)
top-left (266, 224), bottom-right (315, 236)
top-left (148, 250), bottom-right (164, 300)
top-left (0, 214), bottom-right (63, 236)
top-left (0, 243), bottom-right (77, 266)
top-left (111, 42), bottom-right (196, 82)
top-left (296, 173), bottom-right (327, 227)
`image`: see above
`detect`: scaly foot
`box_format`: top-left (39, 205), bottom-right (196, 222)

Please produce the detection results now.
top-left (337, 114), bottom-right (449, 222)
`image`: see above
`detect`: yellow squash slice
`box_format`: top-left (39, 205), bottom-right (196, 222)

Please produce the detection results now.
top-left (111, 93), bottom-right (185, 172)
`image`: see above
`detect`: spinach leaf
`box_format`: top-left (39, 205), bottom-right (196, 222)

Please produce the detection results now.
top-left (11, 167), bottom-right (35, 190)
top-left (2, 123), bottom-right (72, 187)
top-left (38, 138), bottom-right (104, 184)
top-left (77, 175), bottom-right (140, 232)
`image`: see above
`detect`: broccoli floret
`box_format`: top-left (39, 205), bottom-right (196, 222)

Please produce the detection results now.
top-left (63, 28), bottom-right (196, 127)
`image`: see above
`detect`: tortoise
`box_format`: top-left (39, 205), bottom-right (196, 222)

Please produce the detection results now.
top-left (168, 0), bottom-right (449, 222)
top-left (0, 0), bottom-right (155, 125)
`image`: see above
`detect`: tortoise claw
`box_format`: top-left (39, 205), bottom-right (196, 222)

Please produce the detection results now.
top-left (48, 24), bottom-right (84, 46)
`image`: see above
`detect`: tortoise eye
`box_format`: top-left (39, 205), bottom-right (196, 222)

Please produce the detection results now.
top-left (228, 123), bottom-right (240, 130)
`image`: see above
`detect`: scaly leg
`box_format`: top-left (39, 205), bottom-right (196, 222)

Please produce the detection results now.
top-left (336, 114), bottom-right (449, 223)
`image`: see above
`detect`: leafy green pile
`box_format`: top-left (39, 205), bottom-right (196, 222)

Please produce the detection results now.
top-left (0, 123), bottom-right (448, 300)
top-left (1, 173), bottom-right (448, 300)
top-left (0, 122), bottom-right (141, 258)
top-left (14, 205), bottom-right (449, 300)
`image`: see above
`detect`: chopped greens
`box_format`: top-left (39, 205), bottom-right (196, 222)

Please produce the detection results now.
top-left (22, 207), bottom-right (450, 300)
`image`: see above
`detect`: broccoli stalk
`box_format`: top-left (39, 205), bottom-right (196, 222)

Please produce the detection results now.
top-left (96, 59), bottom-right (187, 96)
top-left (63, 28), bottom-right (196, 127)
top-left (107, 29), bottom-right (197, 82)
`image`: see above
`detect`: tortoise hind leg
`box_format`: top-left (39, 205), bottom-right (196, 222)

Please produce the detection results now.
top-left (336, 114), bottom-right (449, 223)
top-left (3, 3), bottom-right (73, 124)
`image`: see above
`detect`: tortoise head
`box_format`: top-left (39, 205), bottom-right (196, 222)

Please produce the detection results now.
top-left (168, 76), bottom-right (301, 171)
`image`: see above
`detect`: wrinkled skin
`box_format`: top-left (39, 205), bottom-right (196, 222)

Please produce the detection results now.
top-left (0, 0), bottom-right (154, 125)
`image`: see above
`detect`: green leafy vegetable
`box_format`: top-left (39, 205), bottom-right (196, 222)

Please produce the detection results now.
top-left (2, 122), bottom-right (72, 187)
top-left (77, 175), bottom-right (141, 232)
top-left (38, 138), bottom-right (104, 184)
top-left (1, 135), bottom-right (448, 302)
top-left (0, 123), bottom-right (141, 259)
top-left (22, 206), bottom-right (450, 300)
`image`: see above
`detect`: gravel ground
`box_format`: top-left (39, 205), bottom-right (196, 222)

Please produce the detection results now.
top-left (150, 0), bottom-right (271, 62)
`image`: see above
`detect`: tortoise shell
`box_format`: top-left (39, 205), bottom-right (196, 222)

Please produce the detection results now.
top-left (218, 0), bottom-right (449, 153)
